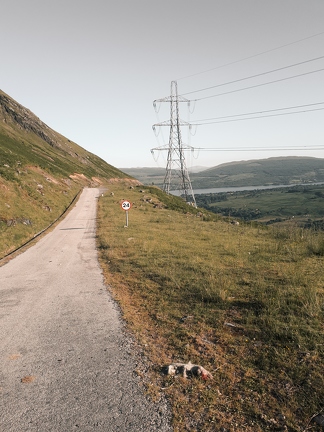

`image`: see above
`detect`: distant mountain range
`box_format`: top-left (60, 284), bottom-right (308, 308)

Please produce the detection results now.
top-left (121, 156), bottom-right (324, 189)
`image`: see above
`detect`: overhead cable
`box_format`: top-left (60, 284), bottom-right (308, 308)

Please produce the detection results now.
top-left (192, 67), bottom-right (324, 101)
top-left (191, 145), bottom-right (324, 152)
top-left (191, 101), bottom-right (324, 123)
top-left (154, 145), bottom-right (324, 152)
top-left (176, 30), bottom-right (324, 81)
top-left (191, 107), bottom-right (324, 125)
top-left (180, 55), bottom-right (324, 97)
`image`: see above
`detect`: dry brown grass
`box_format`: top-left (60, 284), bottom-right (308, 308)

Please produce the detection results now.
top-left (97, 184), bottom-right (324, 432)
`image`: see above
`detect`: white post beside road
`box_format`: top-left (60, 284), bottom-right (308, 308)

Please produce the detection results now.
top-left (120, 200), bottom-right (132, 227)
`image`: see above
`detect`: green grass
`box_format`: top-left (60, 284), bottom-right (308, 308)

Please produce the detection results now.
top-left (0, 167), bottom-right (81, 258)
top-left (97, 184), bottom-right (324, 432)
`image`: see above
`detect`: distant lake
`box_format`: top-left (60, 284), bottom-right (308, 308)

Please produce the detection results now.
top-left (171, 182), bottom-right (324, 196)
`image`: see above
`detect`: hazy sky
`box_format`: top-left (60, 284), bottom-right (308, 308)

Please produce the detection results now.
top-left (1, 0), bottom-right (324, 169)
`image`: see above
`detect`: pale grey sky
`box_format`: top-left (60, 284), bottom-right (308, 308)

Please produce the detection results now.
top-left (1, 0), bottom-right (324, 169)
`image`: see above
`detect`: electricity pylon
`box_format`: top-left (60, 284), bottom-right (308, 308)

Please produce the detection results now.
top-left (152, 81), bottom-right (196, 207)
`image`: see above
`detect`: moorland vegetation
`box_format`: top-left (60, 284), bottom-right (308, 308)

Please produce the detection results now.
top-left (97, 184), bottom-right (324, 432)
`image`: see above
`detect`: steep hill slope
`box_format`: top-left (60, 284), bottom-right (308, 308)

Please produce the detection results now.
top-left (0, 89), bottom-right (126, 181)
top-left (190, 156), bottom-right (324, 188)
top-left (0, 89), bottom-right (132, 257)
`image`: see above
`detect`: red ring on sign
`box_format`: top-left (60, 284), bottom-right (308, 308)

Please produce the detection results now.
top-left (120, 200), bottom-right (132, 210)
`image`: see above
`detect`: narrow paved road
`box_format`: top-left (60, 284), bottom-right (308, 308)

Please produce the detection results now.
top-left (0, 188), bottom-right (172, 432)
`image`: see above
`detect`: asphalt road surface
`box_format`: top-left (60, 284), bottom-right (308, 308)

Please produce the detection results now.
top-left (0, 188), bottom-right (172, 432)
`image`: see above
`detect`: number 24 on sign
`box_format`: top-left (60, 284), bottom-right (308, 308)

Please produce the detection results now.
top-left (120, 200), bottom-right (132, 227)
top-left (121, 200), bottom-right (132, 211)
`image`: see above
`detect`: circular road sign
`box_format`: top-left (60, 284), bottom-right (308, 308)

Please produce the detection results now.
top-left (120, 200), bottom-right (132, 211)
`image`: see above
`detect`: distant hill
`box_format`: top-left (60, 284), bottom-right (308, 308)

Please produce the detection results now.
top-left (0, 89), bottom-right (132, 257)
top-left (120, 157), bottom-right (324, 189)
top-left (119, 165), bottom-right (209, 186)
top-left (119, 167), bottom-right (166, 185)
top-left (190, 157), bottom-right (324, 188)
top-left (190, 156), bottom-right (324, 189)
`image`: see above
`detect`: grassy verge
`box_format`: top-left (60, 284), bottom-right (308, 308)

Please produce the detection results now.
top-left (97, 184), bottom-right (324, 432)
top-left (0, 168), bottom-right (81, 259)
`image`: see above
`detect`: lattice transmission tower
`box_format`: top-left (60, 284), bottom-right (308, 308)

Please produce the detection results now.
top-left (152, 81), bottom-right (196, 207)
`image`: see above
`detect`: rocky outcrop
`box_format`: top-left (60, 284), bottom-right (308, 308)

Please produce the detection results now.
top-left (0, 91), bottom-right (60, 148)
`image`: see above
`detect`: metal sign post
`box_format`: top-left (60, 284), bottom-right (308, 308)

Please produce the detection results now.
top-left (120, 200), bottom-right (132, 227)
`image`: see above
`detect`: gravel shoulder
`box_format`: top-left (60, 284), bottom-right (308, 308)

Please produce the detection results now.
top-left (0, 187), bottom-right (172, 432)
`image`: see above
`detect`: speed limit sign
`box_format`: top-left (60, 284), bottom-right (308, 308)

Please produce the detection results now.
top-left (120, 200), bottom-right (132, 211)
top-left (120, 200), bottom-right (132, 227)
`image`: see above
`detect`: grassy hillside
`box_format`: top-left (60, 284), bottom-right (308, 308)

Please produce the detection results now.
top-left (97, 184), bottom-right (324, 431)
top-left (196, 184), bottom-right (324, 228)
top-left (0, 89), bottom-right (132, 258)
top-left (190, 156), bottom-right (324, 188)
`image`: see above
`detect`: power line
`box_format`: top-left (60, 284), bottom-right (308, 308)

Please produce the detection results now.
top-left (192, 145), bottom-right (324, 152)
top-left (191, 102), bottom-right (324, 123)
top-left (153, 100), bottom-right (324, 128)
top-left (192, 107), bottom-right (324, 125)
top-left (192, 67), bottom-right (324, 101)
top-left (154, 144), bottom-right (324, 152)
top-left (176, 30), bottom-right (324, 81)
top-left (180, 55), bottom-right (324, 97)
